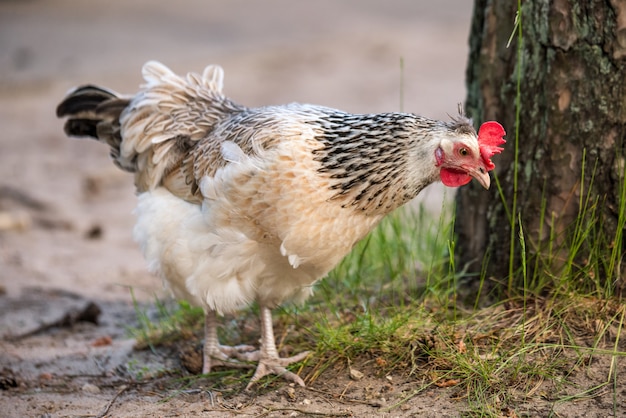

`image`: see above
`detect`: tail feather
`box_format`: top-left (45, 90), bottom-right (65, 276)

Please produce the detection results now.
top-left (58, 61), bottom-right (244, 193)
top-left (57, 85), bottom-right (133, 172)
top-left (56, 85), bottom-right (118, 119)
top-left (63, 118), bottom-right (100, 138)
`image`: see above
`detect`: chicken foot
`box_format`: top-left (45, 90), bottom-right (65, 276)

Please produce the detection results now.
top-left (202, 310), bottom-right (257, 373)
top-left (245, 305), bottom-right (309, 390)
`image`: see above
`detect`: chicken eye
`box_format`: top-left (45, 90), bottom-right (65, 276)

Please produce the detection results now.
top-left (459, 147), bottom-right (469, 156)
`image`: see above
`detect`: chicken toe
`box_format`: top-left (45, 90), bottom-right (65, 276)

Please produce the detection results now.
top-left (246, 350), bottom-right (310, 389)
top-left (245, 305), bottom-right (309, 389)
top-left (202, 311), bottom-right (257, 373)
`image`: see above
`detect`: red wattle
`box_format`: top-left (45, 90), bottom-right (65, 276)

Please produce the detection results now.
top-left (440, 168), bottom-right (471, 187)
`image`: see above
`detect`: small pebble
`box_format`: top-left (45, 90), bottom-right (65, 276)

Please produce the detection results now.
top-left (0, 211), bottom-right (31, 231)
top-left (349, 367), bottom-right (364, 381)
top-left (285, 386), bottom-right (296, 400)
top-left (82, 383), bottom-right (101, 394)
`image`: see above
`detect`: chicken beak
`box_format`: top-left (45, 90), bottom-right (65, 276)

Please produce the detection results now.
top-left (469, 167), bottom-right (491, 189)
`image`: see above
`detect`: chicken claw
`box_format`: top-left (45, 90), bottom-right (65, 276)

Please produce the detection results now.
top-left (245, 305), bottom-right (309, 389)
top-left (246, 350), bottom-right (310, 389)
top-left (202, 311), bottom-right (257, 373)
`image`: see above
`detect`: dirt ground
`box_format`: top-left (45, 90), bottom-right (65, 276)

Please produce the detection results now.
top-left (0, 1), bottom-right (623, 417)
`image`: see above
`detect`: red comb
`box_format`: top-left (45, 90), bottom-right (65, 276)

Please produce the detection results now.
top-left (477, 121), bottom-right (506, 171)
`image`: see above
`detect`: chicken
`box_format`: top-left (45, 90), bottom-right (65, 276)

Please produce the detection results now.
top-left (56, 61), bottom-right (505, 388)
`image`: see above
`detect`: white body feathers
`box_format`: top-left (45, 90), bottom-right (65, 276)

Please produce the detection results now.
top-left (133, 140), bottom-right (381, 314)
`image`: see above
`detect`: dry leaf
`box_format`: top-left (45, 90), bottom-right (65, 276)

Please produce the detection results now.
top-left (434, 379), bottom-right (460, 388)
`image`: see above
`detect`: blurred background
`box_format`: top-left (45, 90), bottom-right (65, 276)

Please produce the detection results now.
top-left (0, 0), bottom-right (473, 300)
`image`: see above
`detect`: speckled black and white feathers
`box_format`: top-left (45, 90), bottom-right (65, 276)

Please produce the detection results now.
top-left (179, 103), bottom-right (477, 215)
top-left (308, 109), bottom-right (477, 213)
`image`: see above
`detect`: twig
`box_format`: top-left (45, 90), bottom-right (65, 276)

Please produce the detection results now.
top-left (255, 406), bottom-right (353, 417)
top-left (96, 385), bottom-right (128, 418)
top-left (339, 380), bottom-right (352, 399)
top-left (305, 387), bottom-right (384, 407)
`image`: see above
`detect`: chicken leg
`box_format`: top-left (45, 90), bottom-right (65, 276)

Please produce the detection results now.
top-left (202, 310), bottom-right (257, 373)
top-left (245, 305), bottom-right (309, 390)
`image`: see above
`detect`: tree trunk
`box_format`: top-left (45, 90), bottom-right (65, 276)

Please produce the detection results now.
top-left (458, 0), bottom-right (626, 299)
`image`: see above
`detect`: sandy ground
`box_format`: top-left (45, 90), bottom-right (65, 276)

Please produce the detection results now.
top-left (0, 1), bottom-right (622, 417)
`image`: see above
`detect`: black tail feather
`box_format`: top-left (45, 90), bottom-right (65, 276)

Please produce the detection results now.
top-left (56, 85), bottom-right (118, 118)
top-left (63, 118), bottom-right (100, 138)
top-left (57, 84), bottom-right (132, 171)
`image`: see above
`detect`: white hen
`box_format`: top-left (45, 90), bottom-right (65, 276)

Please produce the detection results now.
top-left (57, 61), bottom-right (505, 388)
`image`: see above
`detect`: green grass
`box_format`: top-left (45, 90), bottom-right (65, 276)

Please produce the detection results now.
top-left (127, 200), bottom-right (626, 415)
top-left (128, 291), bottom-right (203, 352)
top-left (313, 203), bottom-right (456, 312)
top-left (300, 206), bottom-right (626, 416)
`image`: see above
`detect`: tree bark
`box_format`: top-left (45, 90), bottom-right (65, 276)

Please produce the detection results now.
top-left (458, 0), bottom-right (626, 298)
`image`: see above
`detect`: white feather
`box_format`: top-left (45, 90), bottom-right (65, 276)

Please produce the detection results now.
top-left (288, 254), bottom-right (302, 269)
top-left (221, 141), bottom-right (246, 164)
top-left (134, 183), bottom-right (339, 314)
